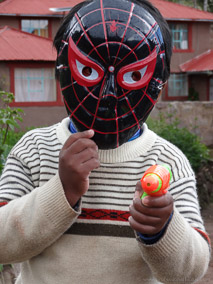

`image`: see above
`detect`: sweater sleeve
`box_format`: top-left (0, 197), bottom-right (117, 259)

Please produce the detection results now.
top-left (137, 207), bottom-right (210, 284)
top-left (136, 138), bottom-right (211, 283)
top-left (0, 154), bottom-right (81, 264)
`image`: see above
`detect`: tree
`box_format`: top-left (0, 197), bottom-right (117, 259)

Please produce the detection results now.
top-left (167, 0), bottom-right (213, 12)
top-left (204, 0), bottom-right (208, 11)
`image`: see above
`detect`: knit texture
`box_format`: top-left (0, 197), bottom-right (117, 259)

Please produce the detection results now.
top-left (0, 118), bottom-right (210, 284)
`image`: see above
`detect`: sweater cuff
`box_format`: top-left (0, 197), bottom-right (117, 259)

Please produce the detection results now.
top-left (137, 212), bottom-right (173, 245)
top-left (137, 207), bottom-right (187, 257)
top-left (72, 199), bottom-right (81, 211)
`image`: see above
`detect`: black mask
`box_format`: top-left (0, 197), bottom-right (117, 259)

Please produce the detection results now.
top-left (57, 0), bottom-right (166, 149)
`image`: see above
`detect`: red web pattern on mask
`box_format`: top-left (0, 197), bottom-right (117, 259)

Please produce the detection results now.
top-left (62, 0), bottom-right (165, 147)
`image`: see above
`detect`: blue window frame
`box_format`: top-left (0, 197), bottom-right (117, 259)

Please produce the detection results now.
top-left (14, 68), bottom-right (56, 102)
top-left (168, 74), bottom-right (188, 97)
top-left (169, 23), bottom-right (188, 50)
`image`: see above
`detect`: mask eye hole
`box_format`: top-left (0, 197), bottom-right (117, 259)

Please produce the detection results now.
top-left (68, 37), bottom-right (104, 87)
top-left (117, 48), bottom-right (157, 90)
top-left (76, 60), bottom-right (99, 80)
top-left (82, 66), bottom-right (92, 77)
top-left (131, 71), bottom-right (141, 82)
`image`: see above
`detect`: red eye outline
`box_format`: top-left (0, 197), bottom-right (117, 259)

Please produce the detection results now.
top-left (68, 37), bottom-right (104, 87)
top-left (117, 48), bottom-right (157, 90)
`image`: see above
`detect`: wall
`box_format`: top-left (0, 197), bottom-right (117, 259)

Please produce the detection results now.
top-left (51, 17), bottom-right (63, 39)
top-left (192, 22), bottom-right (213, 54)
top-left (211, 23), bottom-right (213, 48)
top-left (0, 65), bottom-right (66, 130)
top-left (18, 106), bottom-right (67, 130)
top-left (0, 15), bottom-right (63, 40)
top-left (0, 62), bottom-right (10, 92)
top-left (0, 16), bottom-right (19, 29)
top-left (13, 102), bottom-right (213, 148)
top-left (151, 101), bottom-right (213, 147)
top-left (189, 74), bottom-right (208, 101)
top-left (171, 22), bottom-right (212, 73)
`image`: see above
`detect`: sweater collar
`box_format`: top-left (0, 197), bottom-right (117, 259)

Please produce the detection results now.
top-left (69, 119), bottom-right (142, 141)
top-left (56, 117), bottom-right (157, 164)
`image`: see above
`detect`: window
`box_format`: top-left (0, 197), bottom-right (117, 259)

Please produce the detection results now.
top-left (168, 74), bottom-right (188, 98)
top-left (169, 23), bottom-right (189, 50)
top-left (21, 20), bottom-right (49, 38)
top-left (14, 68), bottom-right (56, 102)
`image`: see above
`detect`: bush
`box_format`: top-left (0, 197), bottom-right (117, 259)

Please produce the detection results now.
top-left (188, 87), bottom-right (199, 101)
top-left (0, 91), bottom-right (24, 174)
top-left (0, 129), bottom-right (26, 174)
top-left (147, 112), bottom-right (213, 208)
top-left (147, 112), bottom-right (210, 173)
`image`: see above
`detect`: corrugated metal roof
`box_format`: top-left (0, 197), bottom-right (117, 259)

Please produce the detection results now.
top-left (0, 0), bottom-right (213, 21)
top-left (0, 26), bottom-right (56, 61)
top-left (152, 0), bottom-right (213, 21)
top-left (0, 0), bottom-right (81, 16)
top-left (180, 49), bottom-right (213, 72)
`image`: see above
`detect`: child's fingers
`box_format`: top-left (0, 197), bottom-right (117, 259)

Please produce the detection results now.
top-left (142, 193), bottom-right (173, 208)
top-left (63, 129), bottom-right (95, 149)
top-left (132, 195), bottom-right (171, 218)
top-left (128, 216), bottom-right (159, 236)
top-left (129, 204), bottom-right (160, 225)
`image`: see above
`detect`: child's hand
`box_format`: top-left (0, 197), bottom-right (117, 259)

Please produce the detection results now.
top-left (59, 129), bottom-right (100, 207)
top-left (129, 181), bottom-right (173, 235)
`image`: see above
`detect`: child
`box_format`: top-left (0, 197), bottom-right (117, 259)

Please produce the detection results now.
top-left (0, 0), bottom-right (210, 283)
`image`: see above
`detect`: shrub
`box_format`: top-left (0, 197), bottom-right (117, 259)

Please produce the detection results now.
top-left (147, 112), bottom-right (210, 173)
top-left (1, 129), bottom-right (26, 173)
top-left (0, 91), bottom-right (24, 174)
top-left (188, 87), bottom-right (199, 101)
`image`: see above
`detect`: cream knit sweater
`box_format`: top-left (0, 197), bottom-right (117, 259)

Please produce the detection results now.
top-left (0, 118), bottom-right (210, 284)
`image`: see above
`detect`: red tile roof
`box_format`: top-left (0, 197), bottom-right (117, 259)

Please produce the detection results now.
top-left (0, 26), bottom-right (56, 61)
top-left (0, 0), bottom-right (213, 21)
top-left (180, 49), bottom-right (213, 72)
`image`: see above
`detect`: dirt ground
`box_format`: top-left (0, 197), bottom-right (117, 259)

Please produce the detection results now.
top-left (196, 203), bottom-right (213, 284)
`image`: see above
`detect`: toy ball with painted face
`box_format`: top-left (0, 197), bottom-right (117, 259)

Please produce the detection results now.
top-left (57, 0), bottom-right (166, 149)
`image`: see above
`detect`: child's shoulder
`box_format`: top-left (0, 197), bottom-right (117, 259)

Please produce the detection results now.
top-left (19, 122), bottom-right (60, 143)
top-left (10, 122), bottom-right (61, 158)
top-left (153, 133), bottom-right (185, 157)
top-left (149, 131), bottom-right (190, 164)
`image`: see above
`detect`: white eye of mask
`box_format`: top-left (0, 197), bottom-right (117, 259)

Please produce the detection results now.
top-left (76, 60), bottom-right (99, 81)
top-left (123, 66), bottom-right (147, 84)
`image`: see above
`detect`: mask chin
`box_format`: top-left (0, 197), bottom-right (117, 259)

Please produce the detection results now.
top-left (70, 117), bottom-right (143, 150)
top-left (91, 128), bottom-right (140, 149)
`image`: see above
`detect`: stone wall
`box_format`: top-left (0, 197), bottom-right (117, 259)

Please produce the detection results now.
top-left (10, 101), bottom-right (213, 148)
top-left (150, 101), bottom-right (213, 147)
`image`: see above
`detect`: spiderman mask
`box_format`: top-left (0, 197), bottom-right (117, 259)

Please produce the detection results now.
top-left (57, 0), bottom-right (166, 149)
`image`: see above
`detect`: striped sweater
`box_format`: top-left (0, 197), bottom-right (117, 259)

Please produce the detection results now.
top-left (0, 117), bottom-right (210, 284)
